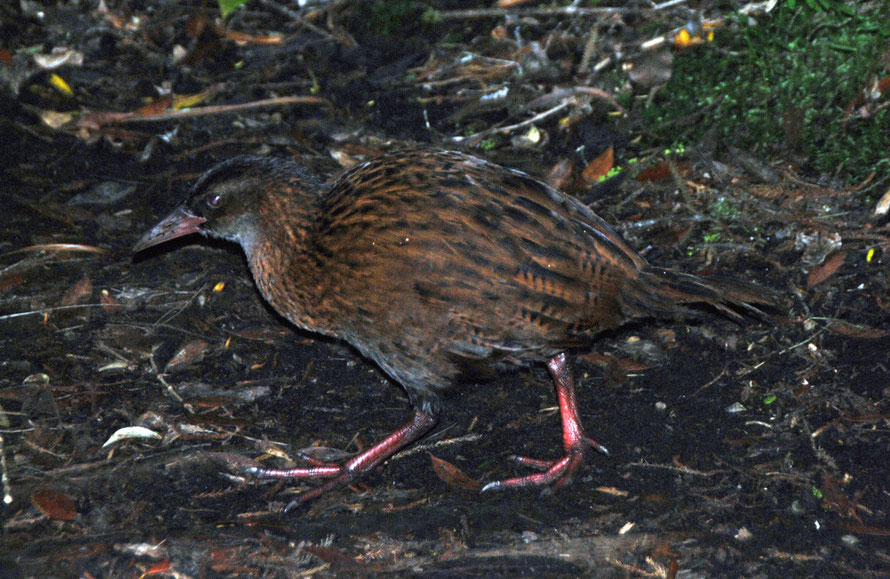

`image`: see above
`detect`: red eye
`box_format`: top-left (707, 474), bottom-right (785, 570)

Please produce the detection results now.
top-left (206, 194), bottom-right (222, 208)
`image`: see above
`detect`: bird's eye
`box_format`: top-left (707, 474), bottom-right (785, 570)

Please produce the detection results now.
top-left (206, 194), bottom-right (222, 208)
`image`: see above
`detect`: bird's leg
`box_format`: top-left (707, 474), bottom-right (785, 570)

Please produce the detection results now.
top-left (482, 353), bottom-right (607, 492)
top-left (247, 409), bottom-right (437, 509)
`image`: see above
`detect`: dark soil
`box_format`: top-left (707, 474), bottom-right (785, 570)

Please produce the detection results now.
top-left (1, 1), bottom-right (888, 576)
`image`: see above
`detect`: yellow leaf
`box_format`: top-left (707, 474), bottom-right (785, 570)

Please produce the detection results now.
top-left (48, 74), bottom-right (73, 97)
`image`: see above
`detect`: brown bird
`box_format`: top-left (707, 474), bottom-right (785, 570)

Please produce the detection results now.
top-left (134, 149), bottom-right (777, 507)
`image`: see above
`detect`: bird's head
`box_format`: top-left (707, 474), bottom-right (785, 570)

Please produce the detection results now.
top-left (134, 156), bottom-right (321, 254)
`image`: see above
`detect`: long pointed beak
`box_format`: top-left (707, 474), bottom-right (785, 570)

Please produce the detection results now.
top-left (133, 206), bottom-right (206, 253)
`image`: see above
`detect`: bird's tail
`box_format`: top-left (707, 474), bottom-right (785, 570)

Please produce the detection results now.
top-left (623, 266), bottom-right (781, 322)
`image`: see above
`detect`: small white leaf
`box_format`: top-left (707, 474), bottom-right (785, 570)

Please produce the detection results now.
top-left (102, 426), bottom-right (162, 448)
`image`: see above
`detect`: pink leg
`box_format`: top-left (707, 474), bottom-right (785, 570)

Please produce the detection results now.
top-left (482, 353), bottom-right (607, 492)
top-left (247, 410), bottom-right (437, 509)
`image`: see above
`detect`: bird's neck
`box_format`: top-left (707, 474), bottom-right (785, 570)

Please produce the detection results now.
top-left (242, 200), bottom-right (332, 335)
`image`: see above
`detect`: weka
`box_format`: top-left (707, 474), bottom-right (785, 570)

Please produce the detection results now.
top-left (135, 149), bottom-right (776, 506)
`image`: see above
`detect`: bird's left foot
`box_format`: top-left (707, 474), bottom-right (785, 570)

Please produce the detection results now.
top-left (481, 353), bottom-right (608, 492)
top-left (481, 436), bottom-right (607, 492)
top-left (245, 410), bottom-right (437, 510)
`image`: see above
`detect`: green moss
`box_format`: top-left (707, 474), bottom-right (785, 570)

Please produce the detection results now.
top-left (642, 4), bottom-right (890, 185)
top-left (369, 0), bottom-right (419, 38)
top-left (480, 137), bottom-right (498, 151)
top-left (710, 196), bottom-right (741, 219)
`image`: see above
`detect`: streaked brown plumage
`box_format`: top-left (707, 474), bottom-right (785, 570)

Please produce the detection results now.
top-left (135, 149), bottom-right (777, 507)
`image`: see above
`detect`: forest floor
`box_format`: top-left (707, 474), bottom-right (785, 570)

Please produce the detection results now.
top-left (1, 1), bottom-right (888, 576)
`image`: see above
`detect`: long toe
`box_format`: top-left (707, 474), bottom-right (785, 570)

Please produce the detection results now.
top-left (481, 452), bottom-right (582, 492)
top-left (480, 436), bottom-right (607, 492)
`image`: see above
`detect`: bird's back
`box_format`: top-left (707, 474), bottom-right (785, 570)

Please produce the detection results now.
top-left (307, 150), bottom-right (655, 387)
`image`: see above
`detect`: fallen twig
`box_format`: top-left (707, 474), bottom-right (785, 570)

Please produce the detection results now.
top-left (76, 95), bottom-right (332, 131)
top-left (450, 99), bottom-right (573, 146)
top-left (433, 6), bottom-right (631, 20)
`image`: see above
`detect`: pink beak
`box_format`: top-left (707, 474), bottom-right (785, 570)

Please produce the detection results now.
top-left (133, 206), bottom-right (207, 253)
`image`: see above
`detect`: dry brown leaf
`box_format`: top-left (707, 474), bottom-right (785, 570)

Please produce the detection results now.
top-left (99, 289), bottom-right (123, 313)
top-left (807, 251), bottom-right (846, 288)
top-left (166, 339), bottom-right (209, 371)
top-left (827, 319), bottom-right (889, 339)
top-left (429, 454), bottom-right (482, 491)
top-left (545, 158), bottom-right (575, 191)
top-left (59, 276), bottom-right (93, 308)
top-left (635, 162), bottom-right (672, 183)
top-left (0, 273), bottom-right (25, 292)
top-left (581, 146), bottom-right (613, 184)
top-left (133, 95), bottom-right (174, 117)
top-left (143, 561), bottom-right (173, 575)
top-left (31, 488), bottom-right (77, 520)
top-left (635, 161), bottom-right (691, 183)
